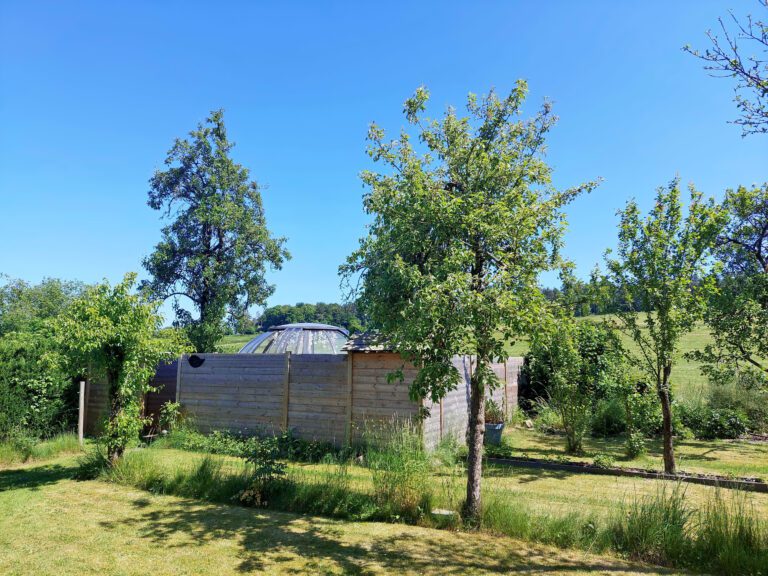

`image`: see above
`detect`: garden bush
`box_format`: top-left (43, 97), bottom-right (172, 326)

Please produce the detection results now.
top-left (678, 402), bottom-right (749, 440)
top-left (590, 397), bottom-right (626, 437)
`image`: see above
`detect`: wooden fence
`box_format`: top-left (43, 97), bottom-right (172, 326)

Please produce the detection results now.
top-left (85, 352), bottom-right (522, 448)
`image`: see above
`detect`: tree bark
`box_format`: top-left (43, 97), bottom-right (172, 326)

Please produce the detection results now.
top-left (464, 357), bottom-right (485, 522)
top-left (107, 366), bottom-right (123, 465)
top-left (658, 364), bottom-right (676, 474)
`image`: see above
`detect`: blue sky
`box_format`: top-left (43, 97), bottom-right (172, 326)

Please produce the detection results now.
top-left (1, 1), bottom-right (766, 322)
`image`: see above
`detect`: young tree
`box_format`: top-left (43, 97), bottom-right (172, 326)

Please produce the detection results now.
top-left (684, 1), bottom-right (768, 136)
top-left (54, 274), bottom-right (188, 464)
top-left (341, 81), bottom-right (597, 519)
top-left (142, 110), bottom-right (289, 352)
top-left (605, 180), bottom-right (725, 473)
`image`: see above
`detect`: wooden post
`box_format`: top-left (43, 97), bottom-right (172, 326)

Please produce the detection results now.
top-left (503, 359), bottom-right (509, 415)
top-left (282, 351), bottom-right (291, 430)
top-left (175, 355), bottom-right (183, 404)
top-left (439, 398), bottom-right (444, 441)
top-left (78, 380), bottom-right (85, 445)
top-left (345, 352), bottom-right (354, 445)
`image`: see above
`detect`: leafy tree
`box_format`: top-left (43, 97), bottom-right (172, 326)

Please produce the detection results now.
top-left (256, 302), bottom-right (365, 333)
top-left (0, 276), bottom-right (83, 335)
top-left (142, 110), bottom-right (289, 352)
top-left (0, 277), bottom-right (84, 438)
top-left (605, 180), bottom-right (725, 473)
top-left (684, 1), bottom-right (768, 136)
top-left (692, 184), bottom-right (768, 391)
top-left (341, 81), bottom-right (597, 519)
top-left (54, 274), bottom-right (189, 463)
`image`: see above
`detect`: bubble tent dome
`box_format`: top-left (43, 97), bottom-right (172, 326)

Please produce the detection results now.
top-left (238, 323), bottom-right (350, 355)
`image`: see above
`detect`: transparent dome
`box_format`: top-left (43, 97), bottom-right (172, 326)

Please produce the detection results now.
top-left (238, 323), bottom-right (350, 355)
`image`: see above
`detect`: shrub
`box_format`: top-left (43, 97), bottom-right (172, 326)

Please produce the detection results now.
top-left (679, 403), bottom-right (749, 440)
top-left (700, 408), bottom-right (749, 440)
top-left (625, 431), bottom-right (646, 459)
top-left (591, 398), bottom-right (626, 437)
top-left (592, 453), bottom-right (616, 469)
top-left (709, 372), bottom-right (768, 433)
top-left (532, 400), bottom-right (563, 434)
top-left (237, 436), bottom-right (288, 506)
top-left (158, 401), bottom-right (182, 432)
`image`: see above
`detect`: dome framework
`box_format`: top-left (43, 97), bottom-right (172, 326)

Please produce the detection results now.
top-left (238, 323), bottom-right (349, 355)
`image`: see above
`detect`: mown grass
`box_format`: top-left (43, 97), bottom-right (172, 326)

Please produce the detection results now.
top-left (0, 433), bottom-right (83, 467)
top-left (500, 427), bottom-right (768, 480)
top-left (0, 455), bottom-right (671, 575)
top-left (88, 443), bottom-right (768, 574)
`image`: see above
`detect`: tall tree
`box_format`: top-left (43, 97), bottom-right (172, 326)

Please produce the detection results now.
top-left (142, 110), bottom-right (289, 352)
top-left (342, 81), bottom-right (597, 520)
top-left (605, 180), bottom-right (725, 474)
top-left (54, 274), bottom-right (188, 463)
top-left (684, 1), bottom-right (768, 136)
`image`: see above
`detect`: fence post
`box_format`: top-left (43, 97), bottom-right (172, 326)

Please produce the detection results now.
top-left (176, 355), bottom-right (183, 404)
top-left (78, 380), bottom-right (86, 445)
top-left (345, 353), bottom-right (354, 445)
top-left (282, 351), bottom-right (291, 430)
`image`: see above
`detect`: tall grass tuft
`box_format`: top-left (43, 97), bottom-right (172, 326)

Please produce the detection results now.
top-left (610, 484), bottom-right (691, 566)
top-left (364, 420), bottom-right (433, 522)
top-left (480, 488), bottom-right (609, 551)
top-left (692, 489), bottom-right (768, 575)
top-left (0, 432), bottom-right (82, 466)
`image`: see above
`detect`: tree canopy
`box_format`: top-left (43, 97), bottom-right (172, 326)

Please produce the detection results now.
top-left (142, 110), bottom-right (289, 352)
top-left (342, 81), bottom-right (597, 519)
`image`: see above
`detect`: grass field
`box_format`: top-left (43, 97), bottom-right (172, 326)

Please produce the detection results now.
top-left (501, 428), bottom-right (768, 481)
top-left (0, 456), bottom-right (677, 575)
top-left (218, 333), bottom-right (254, 353)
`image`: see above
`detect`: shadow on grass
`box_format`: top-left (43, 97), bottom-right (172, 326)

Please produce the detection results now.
top-left (98, 494), bottom-right (671, 574)
top-left (0, 462), bottom-right (76, 492)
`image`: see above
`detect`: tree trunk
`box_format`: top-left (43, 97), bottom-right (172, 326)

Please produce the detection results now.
top-left (658, 364), bottom-right (676, 474)
top-left (106, 365), bottom-right (123, 465)
top-left (464, 357), bottom-right (485, 523)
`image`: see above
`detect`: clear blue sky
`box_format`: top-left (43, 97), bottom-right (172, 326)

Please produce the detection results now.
top-left (1, 1), bottom-right (766, 322)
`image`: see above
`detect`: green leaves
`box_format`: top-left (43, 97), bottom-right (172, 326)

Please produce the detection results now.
top-left (53, 274), bottom-right (190, 460)
top-left (343, 81), bottom-right (598, 402)
top-left (142, 110), bottom-right (289, 352)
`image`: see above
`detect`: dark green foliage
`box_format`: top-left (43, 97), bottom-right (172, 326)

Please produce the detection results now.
top-left (0, 331), bottom-right (75, 439)
top-left (0, 277), bottom-right (83, 439)
top-left (709, 371), bottom-right (768, 433)
top-left (163, 427), bottom-right (341, 463)
top-left (590, 398), bottom-right (627, 438)
top-left (679, 403), bottom-right (749, 440)
top-left (256, 302), bottom-right (366, 333)
top-left (142, 110), bottom-right (289, 352)
top-left (522, 321), bottom-right (622, 411)
top-left (0, 276), bottom-right (83, 336)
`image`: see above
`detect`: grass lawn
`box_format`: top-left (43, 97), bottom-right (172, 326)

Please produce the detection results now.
top-left (94, 446), bottom-right (768, 521)
top-left (0, 456), bottom-right (678, 575)
top-left (501, 427), bottom-right (768, 481)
